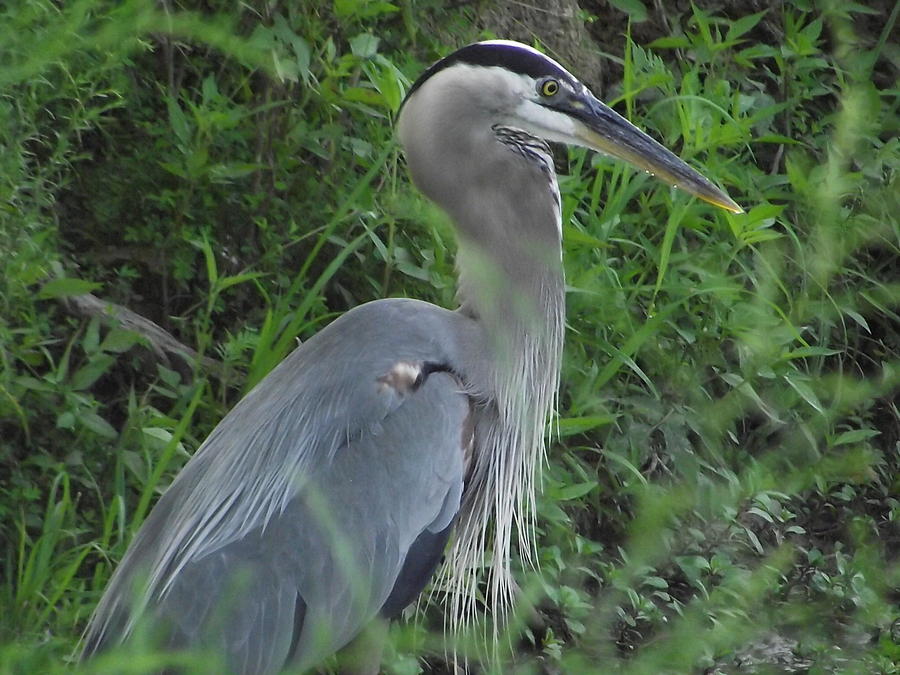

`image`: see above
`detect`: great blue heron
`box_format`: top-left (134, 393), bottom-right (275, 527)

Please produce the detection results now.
top-left (81, 40), bottom-right (740, 673)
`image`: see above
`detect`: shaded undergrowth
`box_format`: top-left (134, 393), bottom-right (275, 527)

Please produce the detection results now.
top-left (0, 1), bottom-right (896, 673)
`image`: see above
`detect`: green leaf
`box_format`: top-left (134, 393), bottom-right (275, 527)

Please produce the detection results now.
top-left (600, 449), bottom-right (648, 486)
top-left (208, 163), bottom-right (262, 183)
top-left (215, 272), bottom-right (265, 294)
top-left (676, 555), bottom-right (710, 579)
top-left (648, 36), bottom-right (691, 49)
top-left (832, 429), bottom-right (880, 446)
top-left (157, 364), bottom-right (182, 389)
top-left (556, 415), bottom-right (615, 437)
top-left (607, 0), bottom-right (648, 22)
top-left (159, 161), bottom-right (187, 178)
top-left (15, 376), bottom-right (54, 393)
top-left (363, 57), bottom-right (405, 112)
top-left (747, 507), bottom-right (774, 523)
top-left (123, 450), bottom-right (147, 484)
top-left (800, 17), bottom-right (824, 42)
top-left (745, 529), bottom-right (765, 554)
top-left (736, 44), bottom-right (778, 62)
top-left (79, 411), bottom-right (117, 439)
top-left (37, 278), bottom-right (101, 299)
top-left (71, 354), bottom-right (116, 391)
top-left (643, 576), bottom-right (668, 589)
top-left (342, 86), bottom-right (385, 107)
top-left (190, 237), bottom-right (217, 286)
top-left (349, 33), bottom-right (379, 59)
top-left (754, 134), bottom-right (800, 144)
top-left (100, 329), bottom-right (141, 354)
top-left (745, 202), bottom-right (785, 223)
top-left (843, 308), bottom-right (870, 333)
top-left (782, 346), bottom-right (841, 359)
top-left (83, 317), bottom-right (101, 355)
top-left (271, 13), bottom-right (311, 85)
top-left (201, 74), bottom-right (218, 102)
top-left (563, 226), bottom-right (609, 249)
top-left (554, 481), bottom-right (598, 501)
top-left (741, 229), bottom-right (783, 244)
top-left (56, 411), bottom-right (75, 430)
top-left (783, 374), bottom-right (825, 414)
top-left (334, 0), bottom-right (398, 19)
top-left (142, 427), bottom-right (186, 456)
top-left (166, 96), bottom-right (191, 146)
top-left (726, 10), bottom-right (767, 42)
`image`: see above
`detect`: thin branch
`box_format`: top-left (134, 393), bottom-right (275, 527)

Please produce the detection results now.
top-left (62, 293), bottom-right (226, 378)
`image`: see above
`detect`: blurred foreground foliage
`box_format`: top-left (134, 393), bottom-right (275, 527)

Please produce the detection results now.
top-left (0, 0), bottom-right (897, 673)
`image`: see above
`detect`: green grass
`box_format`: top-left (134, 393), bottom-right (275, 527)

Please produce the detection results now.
top-left (1, 0), bottom-right (897, 673)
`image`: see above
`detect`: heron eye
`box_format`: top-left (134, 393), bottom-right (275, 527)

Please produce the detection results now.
top-left (539, 79), bottom-right (560, 97)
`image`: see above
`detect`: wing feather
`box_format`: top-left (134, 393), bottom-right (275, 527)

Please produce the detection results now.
top-left (82, 300), bottom-right (472, 674)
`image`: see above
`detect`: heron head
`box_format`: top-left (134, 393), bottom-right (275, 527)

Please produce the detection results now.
top-left (399, 40), bottom-right (742, 214)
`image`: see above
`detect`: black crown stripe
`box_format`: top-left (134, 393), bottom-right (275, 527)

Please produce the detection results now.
top-left (401, 42), bottom-right (574, 110)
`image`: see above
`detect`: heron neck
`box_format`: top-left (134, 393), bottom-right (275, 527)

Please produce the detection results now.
top-left (455, 231), bottom-right (565, 415)
top-left (457, 234), bottom-right (562, 329)
top-left (448, 231), bottom-right (564, 625)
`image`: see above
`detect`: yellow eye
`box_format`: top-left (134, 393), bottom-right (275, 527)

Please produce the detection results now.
top-left (540, 79), bottom-right (560, 97)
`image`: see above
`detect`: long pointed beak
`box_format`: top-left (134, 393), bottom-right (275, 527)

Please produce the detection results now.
top-left (567, 94), bottom-right (743, 214)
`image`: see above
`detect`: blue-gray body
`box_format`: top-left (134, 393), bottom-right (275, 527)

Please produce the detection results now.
top-left (83, 300), bottom-right (485, 672)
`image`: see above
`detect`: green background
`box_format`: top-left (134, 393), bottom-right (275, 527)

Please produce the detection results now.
top-left (1, 0), bottom-right (897, 672)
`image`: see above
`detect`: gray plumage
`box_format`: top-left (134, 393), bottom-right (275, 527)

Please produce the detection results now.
top-left (84, 301), bottom-right (480, 671)
top-left (82, 40), bottom-right (740, 673)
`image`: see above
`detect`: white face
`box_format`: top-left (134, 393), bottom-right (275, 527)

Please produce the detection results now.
top-left (508, 78), bottom-right (581, 146)
top-left (448, 52), bottom-right (588, 147)
top-left (477, 40), bottom-right (588, 143)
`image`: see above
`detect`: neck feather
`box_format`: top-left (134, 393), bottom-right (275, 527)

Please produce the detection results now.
top-left (445, 224), bottom-right (566, 636)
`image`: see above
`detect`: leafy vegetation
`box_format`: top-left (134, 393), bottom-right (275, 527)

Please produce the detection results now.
top-left (0, 0), bottom-right (896, 673)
